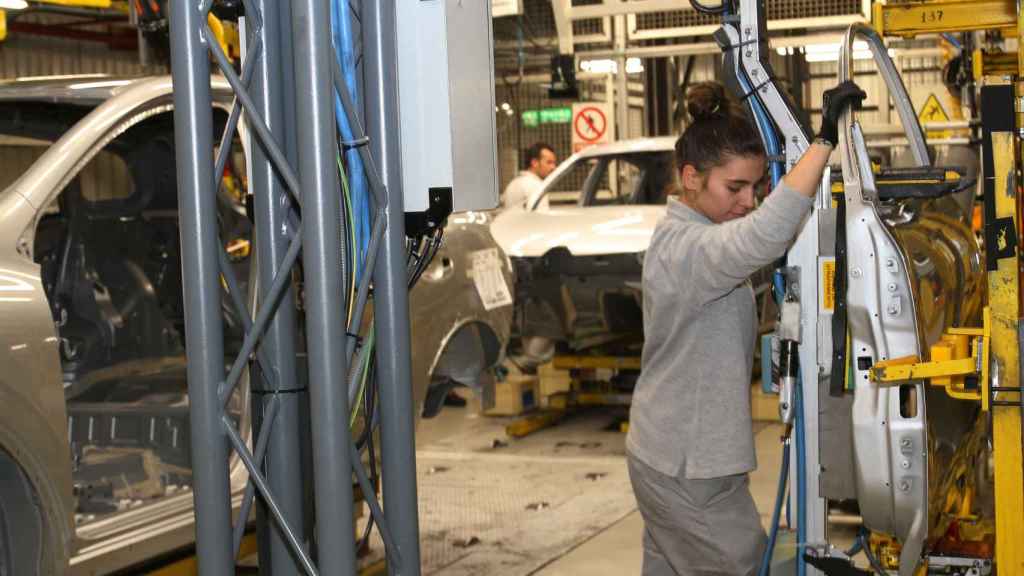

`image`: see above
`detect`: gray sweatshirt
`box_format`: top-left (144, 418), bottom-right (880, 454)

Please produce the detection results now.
top-left (626, 183), bottom-right (814, 479)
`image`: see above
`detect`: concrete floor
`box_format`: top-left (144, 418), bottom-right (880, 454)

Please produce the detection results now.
top-left (530, 422), bottom-right (788, 576)
top-left (405, 390), bottom-right (807, 575)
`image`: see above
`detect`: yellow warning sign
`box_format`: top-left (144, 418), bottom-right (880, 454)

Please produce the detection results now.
top-left (919, 93), bottom-right (952, 139)
top-left (821, 258), bottom-right (836, 313)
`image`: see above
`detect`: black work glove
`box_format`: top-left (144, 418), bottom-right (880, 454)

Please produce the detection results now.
top-left (817, 80), bottom-right (868, 147)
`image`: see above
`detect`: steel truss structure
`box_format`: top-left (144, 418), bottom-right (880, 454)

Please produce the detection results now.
top-left (168, 0), bottom-right (420, 573)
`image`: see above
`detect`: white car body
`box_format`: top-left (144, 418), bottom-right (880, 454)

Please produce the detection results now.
top-left (491, 137), bottom-right (676, 259)
top-left (489, 137), bottom-right (678, 358)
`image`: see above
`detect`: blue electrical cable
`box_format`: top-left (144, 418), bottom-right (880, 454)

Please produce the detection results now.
top-left (722, 5), bottom-right (783, 188)
top-left (770, 268), bottom-right (806, 573)
top-left (795, 366), bottom-right (807, 576)
top-left (758, 269), bottom-right (791, 576)
top-left (786, 487), bottom-right (791, 534)
top-left (758, 438), bottom-right (790, 576)
top-left (736, 70), bottom-right (784, 187)
top-left (720, 8), bottom-right (782, 190)
top-left (843, 533), bottom-right (864, 557)
top-left (331, 0), bottom-right (369, 283)
top-left (772, 271), bottom-right (785, 304)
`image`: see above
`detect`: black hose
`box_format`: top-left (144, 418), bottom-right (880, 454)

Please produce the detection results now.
top-left (689, 0), bottom-right (730, 15)
top-left (408, 227), bottom-right (444, 289)
top-left (672, 50), bottom-right (698, 127)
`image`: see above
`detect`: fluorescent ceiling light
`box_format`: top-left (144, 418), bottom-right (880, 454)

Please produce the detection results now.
top-left (579, 57), bottom-right (644, 75)
top-left (580, 59), bottom-right (616, 74)
top-left (0, 0), bottom-right (28, 10)
top-left (799, 41), bottom-right (874, 63)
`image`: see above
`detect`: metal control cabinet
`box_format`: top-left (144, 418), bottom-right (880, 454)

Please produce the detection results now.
top-left (397, 0), bottom-right (499, 213)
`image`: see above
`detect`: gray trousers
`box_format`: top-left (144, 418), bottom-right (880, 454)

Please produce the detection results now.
top-left (627, 452), bottom-right (766, 576)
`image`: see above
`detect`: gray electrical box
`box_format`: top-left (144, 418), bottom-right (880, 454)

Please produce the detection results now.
top-left (396, 0), bottom-right (499, 214)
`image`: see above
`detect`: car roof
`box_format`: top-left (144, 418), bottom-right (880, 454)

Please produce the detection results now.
top-left (574, 136), bottom-right (677, 159)
top-left (0, 74), bottom-right (232, 106)
top-left (0, 74), bottom-right (145, 106)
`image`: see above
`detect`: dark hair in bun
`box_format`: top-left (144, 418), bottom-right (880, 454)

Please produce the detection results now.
top-left (675, 81), bottom-right (764, 173)
top-left (686, 81), bottom-right (733, 122)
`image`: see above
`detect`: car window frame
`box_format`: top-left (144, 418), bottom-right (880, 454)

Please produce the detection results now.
top-left (20, 99), bottom-right (256, 546)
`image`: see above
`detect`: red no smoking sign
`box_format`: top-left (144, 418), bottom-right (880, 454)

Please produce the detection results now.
top-left (574, 106), bottom-right (607, 141)
top-left (571, 102), bottom-right (613, 152)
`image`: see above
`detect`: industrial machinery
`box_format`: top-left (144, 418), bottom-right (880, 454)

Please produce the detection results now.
top-left (701, 0), bottom-right (1024, 574)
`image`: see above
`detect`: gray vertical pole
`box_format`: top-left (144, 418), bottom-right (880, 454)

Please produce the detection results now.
top-left (168, 0), bottom-right (234, 573)
top-left (290, 0), bottom-right (357, 572)
top-left (275, 1), bottom-right (315, 542)
top-left (277, 0), bottom-right (299, 167)
top-left (614, 14), bottom-right (629, 140)
top-left (250, 1), bottom-right (307, 573)
top-left (363, 0), bottom-right (422, 573)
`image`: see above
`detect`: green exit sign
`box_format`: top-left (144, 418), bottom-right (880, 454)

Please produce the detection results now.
top-left (521, 107), bottom-right (571, 127)
top-left (539, 107), bottom-right (572, 124)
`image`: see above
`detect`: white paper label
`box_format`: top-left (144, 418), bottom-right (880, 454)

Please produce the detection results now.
top-left (470, 248), bottom-right (513, 311)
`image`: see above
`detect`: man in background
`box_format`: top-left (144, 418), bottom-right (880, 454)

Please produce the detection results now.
top-left (502, 142), bottom-right (557, 209)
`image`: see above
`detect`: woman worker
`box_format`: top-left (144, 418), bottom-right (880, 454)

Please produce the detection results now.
top-left (626, 79), bottom-right (866, 576)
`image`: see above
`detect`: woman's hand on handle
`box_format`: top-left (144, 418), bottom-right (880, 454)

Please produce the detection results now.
top-left (817, 80), bottom-right (868, 147)
top-left (782, 80), bottom-right (867, 199)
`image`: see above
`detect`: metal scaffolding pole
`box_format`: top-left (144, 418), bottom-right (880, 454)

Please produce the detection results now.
top-left (362, 0), bottom-right (422, 573)
top-left (291, 0), bottom-right (357, 573)
top-left (168, 0), bottom-right (234, 572)
top-left (250, 0), bottom-right (307, 572)
top-left (171, 0), bottom-right (421, 570)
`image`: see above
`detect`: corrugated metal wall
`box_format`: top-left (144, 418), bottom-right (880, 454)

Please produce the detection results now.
top-left (0, 13), bottom-right (163, 79)
top-left (0, 12), bottom-right (160, 196)
top-left (0, 14), bottom-right (161, 199)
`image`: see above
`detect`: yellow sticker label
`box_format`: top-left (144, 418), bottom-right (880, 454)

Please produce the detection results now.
top-left (821, 259), bottom-right (836, 313)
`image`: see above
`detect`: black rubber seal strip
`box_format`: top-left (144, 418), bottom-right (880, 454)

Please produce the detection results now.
top-left (830, 195), bottom-right (848, 398)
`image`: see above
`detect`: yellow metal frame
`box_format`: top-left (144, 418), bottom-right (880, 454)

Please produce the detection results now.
top-left (873, 0), bottom-right (1016, 37)
top-left (870, 113), bottom-right (1024, 568)
top-left (146, 533), bottom-right (258, 575)
top-left (506, 410), bottom-right (566, 438)
top-left (988, 90), bottom-right (1024, 574)
top-left (551, 354), bottom-right (641, 371)
top-left (871, 309), bottom-right (990, 404)
top-left (973, 49), bottom-right (1018, 82)
top-left (31, 0), bottom-right (113, 8)
top-left (505, 354), bottom-right (638, 438)
top-left (857, 5), bottom-right (1024, 570)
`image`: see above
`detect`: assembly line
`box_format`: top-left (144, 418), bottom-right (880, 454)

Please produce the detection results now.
top-left (0, 0), bottom-right (1019, 575)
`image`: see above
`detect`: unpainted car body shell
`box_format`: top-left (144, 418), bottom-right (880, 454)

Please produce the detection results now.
top-left (494, 133), bottom-right (987, 570)
top-left (0, 75), bottom-right (511, 574)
